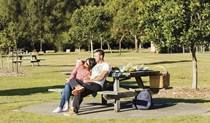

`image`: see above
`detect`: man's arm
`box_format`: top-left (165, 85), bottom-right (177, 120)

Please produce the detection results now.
top-left (83, 70), bottom-right (109, 83)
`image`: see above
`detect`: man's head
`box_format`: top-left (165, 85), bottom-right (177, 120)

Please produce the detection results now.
top-left (94, 49), bottom-right (105, 63)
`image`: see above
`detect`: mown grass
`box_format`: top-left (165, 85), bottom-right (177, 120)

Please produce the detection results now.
top-left (0, 49), bottom-right (210, 123)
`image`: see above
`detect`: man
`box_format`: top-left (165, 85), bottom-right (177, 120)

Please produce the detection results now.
top-left (64, 49), bottom-right (111, 116)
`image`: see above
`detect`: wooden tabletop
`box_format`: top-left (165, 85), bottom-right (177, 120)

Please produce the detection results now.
top-left (111, 70), bottom-right (160, 78)
top-left (62, 70), bottom-right (160, 77)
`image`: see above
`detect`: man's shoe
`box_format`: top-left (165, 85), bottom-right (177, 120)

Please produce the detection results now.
top-left (72, 85), bottom-right (85, 95)
top-left (75, 85), bottom-right (84, 90)
top-left (63, 110), bottom-right (78, 116)
top-left (52, 107), bottom-right (62, 113)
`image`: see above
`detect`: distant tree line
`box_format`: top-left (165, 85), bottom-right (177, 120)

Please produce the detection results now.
top-left (0, 0), bottom-right (209, 54)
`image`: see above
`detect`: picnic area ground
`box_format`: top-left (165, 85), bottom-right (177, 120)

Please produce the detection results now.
top-left (22, 95), bottom-right (210, 119)
top-left (1, 49), bottom-right (210, 122)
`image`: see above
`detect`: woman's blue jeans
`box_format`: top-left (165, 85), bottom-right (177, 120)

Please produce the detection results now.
top-left (59, 83), bottom-right (71, 108)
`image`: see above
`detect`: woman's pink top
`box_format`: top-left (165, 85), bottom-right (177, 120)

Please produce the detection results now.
top-left (70, 61), bottom-right (90, 80)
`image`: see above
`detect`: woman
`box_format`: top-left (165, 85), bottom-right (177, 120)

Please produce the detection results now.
top-left (53, 58), bottom-right (96, 113)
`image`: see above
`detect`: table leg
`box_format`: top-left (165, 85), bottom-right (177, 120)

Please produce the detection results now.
top-left (135, 76), bottom-right (144, 88)
top-left (114, 98), bottom-right (120, 112)
top-left (19, 56), bottom-right (22, 60)
top-left (114, 77), bottom-right (120, 112)
top-left (101, 94), bottom-right (107, 105)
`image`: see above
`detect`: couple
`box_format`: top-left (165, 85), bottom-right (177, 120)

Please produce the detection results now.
top-left (53, 49), bottom-right (111, 116)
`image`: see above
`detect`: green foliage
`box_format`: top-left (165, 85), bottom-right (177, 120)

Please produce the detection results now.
top-left (0, 30), bottom-right (10, 53)
top-left (0, 0), bottom-right (209, 52)
top-left (0, 22), bottom-right (18, 53)
top-left (140, 0), bottom-right (210, 53)
top-left (139, 0), bottom-right (210, 89)
top-left (69, 6), bottom-right (111, 49)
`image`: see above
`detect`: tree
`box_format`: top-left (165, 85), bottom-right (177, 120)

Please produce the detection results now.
top-left (141, 0), bottom-right (210, 89)
top-left (18, 0), bottom-right (75, 52)
top-left (127, 0), bottom-right (144, 53)
top-left (54, 32), bottom-right (71, 52)
top-left (111, 9), bottom-right (128, 55)
top-left (106, 0), bottom-right (136, 55)
top-left (8, 22), bottom-right (19, 73)
top-left (106, 0), bottom-right (149, 53)
top-left (0, 22), bottom-right (19, 73)
top-left (180, 0), bottom-right (210, 89)
top-left (70, 6), bottom-right (111, 57)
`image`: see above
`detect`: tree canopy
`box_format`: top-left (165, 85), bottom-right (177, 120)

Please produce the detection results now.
top-left (0, 0), bottom-right (209, 54)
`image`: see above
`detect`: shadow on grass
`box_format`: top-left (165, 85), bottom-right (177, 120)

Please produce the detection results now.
top-left (136, 60), bottom-right (191, 65)
top-left (20, 64), bottom-right (74, 68)
top-left (0, 85), bottom-right (64, 96)
top-left (42, 53), bottom-right (71, 56)
top-left (49, 65), bottom-right (74, 67)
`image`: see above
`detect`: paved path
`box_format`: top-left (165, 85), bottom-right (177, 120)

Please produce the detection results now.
top-left (21, 100), bottom-right (210, 119)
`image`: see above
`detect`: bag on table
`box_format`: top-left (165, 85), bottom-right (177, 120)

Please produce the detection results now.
top-left (132, 90), bottom-right (153, 110)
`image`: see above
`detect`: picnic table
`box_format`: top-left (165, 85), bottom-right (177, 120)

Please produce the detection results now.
top-left (101, 70), bottom-right (163, 112)
top-left (62, 70), bottom-right (169, 112)
top-left (11, 54), bottom-right (45, 66)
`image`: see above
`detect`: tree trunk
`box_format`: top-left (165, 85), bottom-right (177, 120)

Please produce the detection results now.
top-left (11, 49), bottom-right (14, 72)
top-left (134, 35), bottom-right (139, 53)
top-left (90, 35), bottom-right (94, 58)
top-left (100, 36), bottom-right (103, 50)
top-left (59, 46), bottom-right (63, 52)
top-left (31, 41), bottom-right (35, 51)
top-left (119, 41), bottom-right (122, 55)
top-left (40, 41), bottom-right (43, 52)
top-left (139, 43), bottom-right (142, 53)
top-left (107, 43), bottom-right (112, 53)
top-left (182, 45), bottom-right (185, 53)
top-left (191, 45), bottom-right (198, 89)
top-left (15, 45), bottom-right (18, 74)
top-left (130, 31), bottom-right (139, 53)
top-left (0, 54), bottom-right (3, 73)
top-left (202, 45), bottom-right (205, 53)
top-left (119, 35), bottom-right (125, 55)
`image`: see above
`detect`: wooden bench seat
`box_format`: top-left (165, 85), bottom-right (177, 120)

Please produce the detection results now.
top-left (12, 60), bottom-right (23, 66)
top-left (48, 88), bottom-right (63, 92)
top-left (30, 59), bottom-right (45, 66)
top-left (31, 59), bottom-right (40, 66)
top-left (12, 60), bottom-right (23, 63)
top-left (98, 91), bottom-right (138, 100)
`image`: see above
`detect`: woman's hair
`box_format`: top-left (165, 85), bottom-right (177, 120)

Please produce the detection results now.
top-left (86, 58), bottom-right (96, 70)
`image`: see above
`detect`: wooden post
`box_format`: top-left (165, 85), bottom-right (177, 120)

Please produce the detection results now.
top-left (0, 54), bottom-right (2, 73)
top-left (15, 47), bottom-right (18, 74)
top-left (11, 51), bottom-right (14, 72)
top-left (114, 77), bottom-right (120, 112)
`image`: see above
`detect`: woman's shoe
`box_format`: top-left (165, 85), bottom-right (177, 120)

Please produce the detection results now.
top-left (62, 102), bottom-right (69, 112)
top-left (52, 107), bottom-right (62, 113)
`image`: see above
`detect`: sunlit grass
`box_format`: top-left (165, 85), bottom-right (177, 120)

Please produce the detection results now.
top-left (0, 49), bottom-right (210, 122)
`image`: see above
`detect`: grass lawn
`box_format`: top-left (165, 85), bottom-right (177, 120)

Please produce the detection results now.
top-left (0, 49), bottom-right (210, 123)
